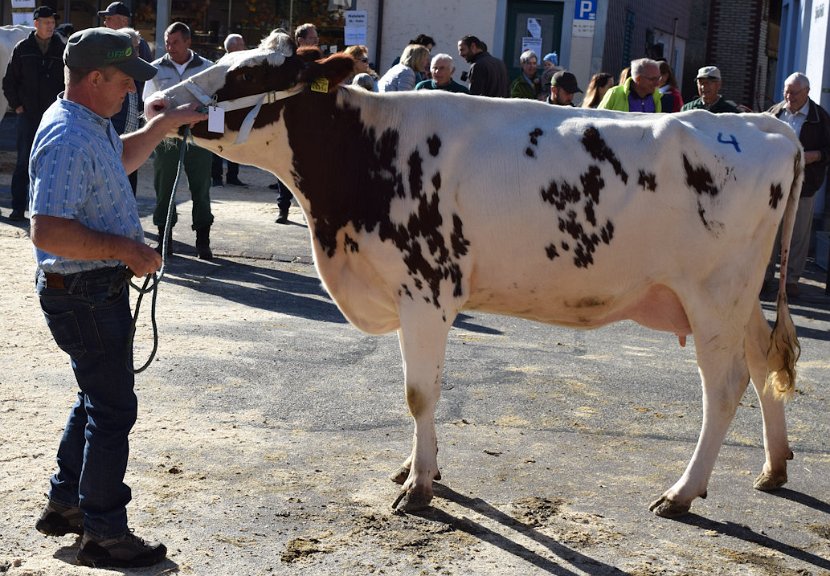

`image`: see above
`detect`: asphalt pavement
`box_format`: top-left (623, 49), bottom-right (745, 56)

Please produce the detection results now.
top-left (2, 157), bottom-right (830, 575)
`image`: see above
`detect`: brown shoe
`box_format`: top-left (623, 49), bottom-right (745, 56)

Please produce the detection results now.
top-left (77, 530), bottom-right (166, 568)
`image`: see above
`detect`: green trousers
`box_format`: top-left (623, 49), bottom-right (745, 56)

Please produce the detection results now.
top-left (152, 140), bottom-right (214, 230)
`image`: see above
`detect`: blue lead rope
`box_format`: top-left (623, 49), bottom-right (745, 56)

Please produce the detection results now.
top-left (127, 126), bottom-right (192, 373)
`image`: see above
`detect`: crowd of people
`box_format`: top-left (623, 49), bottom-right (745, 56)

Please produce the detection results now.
top-left (2, 4), bottom-right (830, 569)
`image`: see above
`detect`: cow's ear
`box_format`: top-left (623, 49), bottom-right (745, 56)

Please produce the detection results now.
top-left (298, 53), bottom-right (355, 93)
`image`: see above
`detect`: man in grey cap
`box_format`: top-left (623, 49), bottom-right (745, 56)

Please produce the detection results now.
top-left (29, 27), bottom-right (206, 569)
top-left (681, 66), bottom-right (741, 113)
top-left (547, 70), bottom-right (582, 106)
top-left (1, 5), bottom-right (65, 221)
top-left (99, 1), bottom-right (154, 195)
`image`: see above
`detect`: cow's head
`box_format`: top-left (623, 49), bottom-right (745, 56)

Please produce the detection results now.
top-left (145, 29), bottom-right (354, 155)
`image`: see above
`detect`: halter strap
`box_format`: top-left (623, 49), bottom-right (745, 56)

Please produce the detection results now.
top-left (184, 80), bottom-right (305, 144)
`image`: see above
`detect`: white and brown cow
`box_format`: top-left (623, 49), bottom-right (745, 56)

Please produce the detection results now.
top-left (147, 31), bottom-right (803, 517)
top-left (0, 25), bottom-right (33, 120)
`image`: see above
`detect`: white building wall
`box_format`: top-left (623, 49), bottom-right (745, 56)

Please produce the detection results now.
top-left (354, 0), bottom-right (501, 77)
top-left (354, 0), bottom-right (607, 96)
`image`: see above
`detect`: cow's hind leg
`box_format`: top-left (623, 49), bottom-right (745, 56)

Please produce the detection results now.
top-left (744, 303), bottom-right (793, 490)
top-left (391, 308), bottom-right (452, 512)
top-left (649, 316), bottom-right (750, 518)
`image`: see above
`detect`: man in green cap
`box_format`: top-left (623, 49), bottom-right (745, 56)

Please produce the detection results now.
top-left (29, 27), bottom-right (206, 569)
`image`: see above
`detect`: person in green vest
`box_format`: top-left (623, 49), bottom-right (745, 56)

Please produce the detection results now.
top-left (597, 58), bottom-right (662, 113)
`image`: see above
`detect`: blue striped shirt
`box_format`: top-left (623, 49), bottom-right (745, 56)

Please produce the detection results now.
top-left (30, 96), bottom-right (144, 274)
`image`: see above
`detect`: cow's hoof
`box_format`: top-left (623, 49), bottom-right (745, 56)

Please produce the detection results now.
top-left (390, 466), bottom-right (409, 485)
top-left (648, 496), bottom-right (691, 518)
top-left (753, 471), bottom-right (787, 491)
top-left (390, 466), bottom-right (441, 485)
top-left (391, 488), bottom-right (432, 512)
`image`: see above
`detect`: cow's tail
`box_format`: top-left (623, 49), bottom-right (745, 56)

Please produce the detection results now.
top-left (766, 149), bottom-right (803, 401)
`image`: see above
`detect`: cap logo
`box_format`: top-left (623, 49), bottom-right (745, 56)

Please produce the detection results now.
top-left (106, 46), bottom-right (132, 62)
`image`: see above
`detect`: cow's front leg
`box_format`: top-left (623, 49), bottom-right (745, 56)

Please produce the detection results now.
top-left (650, 329), bottom-right (749, 518)
top-left (391, 308), bottom-right (452, 512)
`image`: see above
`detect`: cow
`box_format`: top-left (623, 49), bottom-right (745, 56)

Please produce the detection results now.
top-left (146, 30), bottom-right (803, 518)
top-left (0, 25), bottom-right (33, 120)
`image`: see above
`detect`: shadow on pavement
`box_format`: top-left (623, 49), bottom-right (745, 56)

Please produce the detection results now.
top-left (411, 483), bottom-right (627, 576)
top-left (677, 512), bottom-right (830, 571)
top-left (157, 256), bottom-right (348, 324)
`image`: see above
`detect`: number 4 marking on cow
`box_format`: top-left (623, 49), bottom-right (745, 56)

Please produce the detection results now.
top-left (717, 132), bottom-right (741, 153)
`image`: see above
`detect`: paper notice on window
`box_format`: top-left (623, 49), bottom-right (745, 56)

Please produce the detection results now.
top-left (345, 11), bottom-right (368, 46)
top-left (527, 18), bottom-right (542, 39)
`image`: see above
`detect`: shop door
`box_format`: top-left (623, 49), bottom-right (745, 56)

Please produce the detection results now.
top-left (504, 0), bottom-right (564, 82)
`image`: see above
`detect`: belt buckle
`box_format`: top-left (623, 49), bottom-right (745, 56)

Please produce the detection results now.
top-left (44, 272), bottom-right (65, 289)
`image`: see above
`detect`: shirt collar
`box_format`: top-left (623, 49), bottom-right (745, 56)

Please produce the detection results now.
top-left (786, 101), bottom-right (809, 116)
top-left (59, 93), bottom-right (110, 132)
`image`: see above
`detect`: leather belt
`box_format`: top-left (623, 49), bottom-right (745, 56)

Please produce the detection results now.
top-left (44, 272), bottom-right (66, 289)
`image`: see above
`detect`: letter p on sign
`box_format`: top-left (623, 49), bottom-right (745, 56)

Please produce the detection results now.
top-left (575, 0), bottom-right (596, 20)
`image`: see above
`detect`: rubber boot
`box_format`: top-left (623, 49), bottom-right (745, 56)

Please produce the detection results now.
top-left (195, 226), bottom-right (213, 260)
top-left (156, 227), bottom-right (173, 257)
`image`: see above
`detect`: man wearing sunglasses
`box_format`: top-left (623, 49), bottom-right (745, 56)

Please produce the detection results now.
top-left (597, 58), bottom-right (662, 113)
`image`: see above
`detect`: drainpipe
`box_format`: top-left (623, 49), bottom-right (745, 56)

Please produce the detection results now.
top-left (374, 0), bottom-right (384, 69)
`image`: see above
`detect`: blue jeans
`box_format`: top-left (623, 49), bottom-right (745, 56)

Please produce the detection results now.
top-left (11, 114), bottom-right (37, 213)
top-left (37, 267), bottom-right (137, 539)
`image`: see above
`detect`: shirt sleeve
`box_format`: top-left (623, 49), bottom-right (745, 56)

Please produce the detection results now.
top-left (142, 76), bottom-right (158, 103)
top-left (30, 141), bottom-right (92, 220)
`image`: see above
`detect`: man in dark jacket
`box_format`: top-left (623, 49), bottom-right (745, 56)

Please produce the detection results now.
top-left (2, 5), bottom-right (65, 221)
top-left (765, 72), bottom-right (830, 297)
top-left (457, 35), bottom-right (509, 98)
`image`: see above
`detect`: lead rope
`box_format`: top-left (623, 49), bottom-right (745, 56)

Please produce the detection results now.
top-left (127, 126), bottom-right (192, 373)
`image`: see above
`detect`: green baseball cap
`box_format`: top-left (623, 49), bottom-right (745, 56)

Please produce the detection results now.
top-left (64, 27), bottom-right (156, 82)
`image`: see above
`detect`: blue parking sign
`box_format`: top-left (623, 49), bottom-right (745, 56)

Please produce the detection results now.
top-left (574, 0), bottom-right (597, 21)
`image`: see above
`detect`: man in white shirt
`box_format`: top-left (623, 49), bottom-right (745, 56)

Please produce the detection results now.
top-left (764, 72), bottom-right (830, 298)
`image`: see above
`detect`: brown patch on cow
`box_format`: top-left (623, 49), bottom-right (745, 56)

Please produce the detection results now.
top-left (638, 170), bottom-right (657, 192)
top-left (682, 154), bottom-right (719, 197)
top-left (427, 134), bottom-right (441, 157)
top-left (282, 91), bottom-right (469, 307)
top-left (344, 234), bottom-right (359, 253)
top-left (682, 154), bottom-right (721, 232)
top-left (566, 296), bottom-right (606, 308)
top-left (190, 56), bottom-right (305, 140)
top-left (451, 214), bottom-right (470, 259)
top-left (540, 164), bottom-right (613, 268)
top-left (769, 183), bottom-right (783, 209)
top-left (298, 53), bottom-right (356, 92)
top-left (431, 172), bottom-right (441, 191)
top-left (525, 128), bottom-right (544, 159)
top-left (581, 126), bottom-right (628, 184)
top-left (545, 244), bottom-right (559, 260)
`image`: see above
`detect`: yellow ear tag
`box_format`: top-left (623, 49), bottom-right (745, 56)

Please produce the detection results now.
top-left (311, 78), bottom-right (329, 93)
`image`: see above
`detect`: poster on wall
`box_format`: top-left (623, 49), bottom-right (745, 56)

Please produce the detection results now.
top-left (11, 0), bottom-right (36, 8)
top-left (522, 17), bottom-right (543, 58)
top-left (344, 11), bottom-right (367, 46)
top-left (12, 12), bottom-right (34, 25)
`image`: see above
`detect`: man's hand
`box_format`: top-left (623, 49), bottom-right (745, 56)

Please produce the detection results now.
top-left (122, 243), bottom-right (162, 278)
top-left (144, 93), bottom-right (206, 128)
top-left (122, 101), bottom-right (208, 173)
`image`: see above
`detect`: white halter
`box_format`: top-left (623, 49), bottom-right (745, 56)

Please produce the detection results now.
top-left (184, 79), bottom-right (304, 144)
